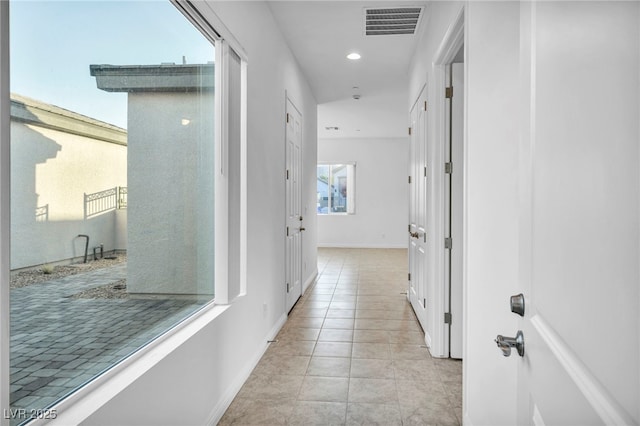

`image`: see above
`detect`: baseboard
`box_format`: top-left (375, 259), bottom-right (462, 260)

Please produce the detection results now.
top-left (10, 249), bottom-right (125, 273)
top-left (317, 242), bottom-right (408, 249)
top-left (302, 268), bottom-right (318, 293)
top-left (206, 312), bottom-right (288, 425)
top-left (463, 410), bottom-right (473, 426)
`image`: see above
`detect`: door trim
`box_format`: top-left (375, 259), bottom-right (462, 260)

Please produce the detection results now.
top-left (432, 4), bottom-right (468, 420)
top-left (432, 6), bottom-right (464, 360)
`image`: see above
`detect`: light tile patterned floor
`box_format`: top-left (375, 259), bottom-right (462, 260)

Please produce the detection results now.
top-left (220, 248), bottom-right (462, 425)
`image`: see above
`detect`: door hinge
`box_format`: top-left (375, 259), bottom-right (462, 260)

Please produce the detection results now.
top-left (423, 298), bottom-right (426, 308)
top-left (286, 169), bottom-right (290, 180)
top-left (408, 175), bottom-right (412, 184)
top-left (445, 87), bottom-right (453, 99)
top-left (445, 162), bottom-right (452, 174)
top-left (408, 127), bottom-right (412, 136)
top-left (444, 312), bottom-right (452, 324)
top-left (424, 101), bottom-right (428, 111)
top-left (424, 166), bottom-right (427, 177)
top-left (424, 233), bottom-right (427, 243)
top-left (286, 113), bottom-right (290, 123)
top-left (445, 237), bottom-right (452, 249)
top-left (408, 273), bottom-right (411, 281)
top-left (408, 224), bottom-right (411, 232)
top-left (286, 226), bottom-right (289, 237)
top-left (286, 282), bottom-right (290, 292)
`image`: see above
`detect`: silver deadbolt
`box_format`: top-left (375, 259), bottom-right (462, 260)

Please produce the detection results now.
top-left (495, 330), bottom-right (525, 357)
top-left (510, 293), bottom-right (525, 316)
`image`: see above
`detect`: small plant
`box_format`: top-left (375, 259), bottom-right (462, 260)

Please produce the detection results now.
top-left (41, 264), bottom-right (54, 275)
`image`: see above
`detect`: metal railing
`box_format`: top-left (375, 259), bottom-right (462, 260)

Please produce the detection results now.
top-left (84, 186), bottom-right (127, 219)
top-left (35, 205), bottom-right (49, 222)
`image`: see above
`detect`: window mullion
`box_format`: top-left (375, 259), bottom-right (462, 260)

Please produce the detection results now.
top-left (328, 166), bottom-right (333, 213)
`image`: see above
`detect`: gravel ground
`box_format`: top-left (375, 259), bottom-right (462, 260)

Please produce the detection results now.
top-left (70, 278), bottom-right (129, 299)
top-left (10, 254), bottom-right (127, 293)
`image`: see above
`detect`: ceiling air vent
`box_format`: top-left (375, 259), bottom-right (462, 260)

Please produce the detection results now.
top-left (364, 7), bottom-right (423, 36)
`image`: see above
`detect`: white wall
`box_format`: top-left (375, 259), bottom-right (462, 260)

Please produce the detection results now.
top-left (464, 3), bottom-right (521, 425)
top-left (65, 2), bottom-right (318, 424)
top-left (10, 105), bottom-right (127, 270)
top-left (317, 137), bottom-right (408, 248)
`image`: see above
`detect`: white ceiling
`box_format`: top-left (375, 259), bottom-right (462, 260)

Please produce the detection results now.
top-left (267, 1), bottom-right (429, 139)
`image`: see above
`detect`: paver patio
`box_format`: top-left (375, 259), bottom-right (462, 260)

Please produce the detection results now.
top-left (10, 263), bottom-right (209, 422)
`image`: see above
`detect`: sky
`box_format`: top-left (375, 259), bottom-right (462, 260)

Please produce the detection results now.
top-left (10, 0), bottom-right (216, 129)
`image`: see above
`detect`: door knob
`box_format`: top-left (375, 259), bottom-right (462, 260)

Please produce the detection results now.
top-left (299, 227), bottom-right (306, 231)
top-left (510, 293), bottom-right (525, 316)
top-left (409, 231), bottom-right (419, 239)
top-left (495, 330), bottom-right (525, 357)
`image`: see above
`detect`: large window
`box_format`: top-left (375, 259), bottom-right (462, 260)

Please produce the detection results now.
top-left (317, 163), bottom-right (355, 214)
top-left (5, 1), bottom-right (242, 421)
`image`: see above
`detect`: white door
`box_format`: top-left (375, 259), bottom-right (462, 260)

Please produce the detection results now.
top-left (285, 98), bottom-right (303, 313)
top-left (513, 2), bottom-right (639, 424)
top-left (408, 87), bottom-right (428, 329)
top-left (445, 62), bottom-right (463, 359)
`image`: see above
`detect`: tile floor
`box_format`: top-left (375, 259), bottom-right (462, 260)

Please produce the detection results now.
top-left (220, 248), bottom-right (462, 425)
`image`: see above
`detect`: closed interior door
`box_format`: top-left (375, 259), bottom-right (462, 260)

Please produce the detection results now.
top-left (285, 98), bottom-right (303, 313)
top-left (514, 2), bottom-right (639, 424)
top-left (408, 87), bottom-right (428, 329)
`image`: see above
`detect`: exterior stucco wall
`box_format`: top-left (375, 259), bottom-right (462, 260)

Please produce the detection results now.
top-left (126, 91), bottom-right (215, 295)
top-left (11, 117), bottom-right (127, 270)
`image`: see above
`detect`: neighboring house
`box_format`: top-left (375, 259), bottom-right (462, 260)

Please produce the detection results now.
top-left (10, 94), bottom-right (127, 270)
top-left (317, 168), bottom-right (347, 214)
top-left (316, 175), bottom-right (328, 213)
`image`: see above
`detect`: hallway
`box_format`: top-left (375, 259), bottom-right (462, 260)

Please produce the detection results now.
top-left (220, 248), bottom-right (462, 425)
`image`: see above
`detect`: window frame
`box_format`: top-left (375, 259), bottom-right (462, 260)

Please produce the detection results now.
top-left (317, 162), bottom-right (356, 215)
top-left (0, 1), bottom-right (10, 420)
top-left (0, 0), bottom-right (248, 421)
top-left (172, 0), bottom-right (248, 304)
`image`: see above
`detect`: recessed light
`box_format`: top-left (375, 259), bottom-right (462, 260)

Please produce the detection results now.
top-left (347, 53), bottom-right (361, 60)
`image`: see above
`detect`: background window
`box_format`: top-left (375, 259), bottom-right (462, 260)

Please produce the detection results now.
top-left (317, 163), bottom-right (355, 214)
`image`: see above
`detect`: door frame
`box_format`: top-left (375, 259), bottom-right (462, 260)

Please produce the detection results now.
top-left (447, 61), bottom-right (464, 359)
top-left (430, 7), bottom-right (464, 360)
